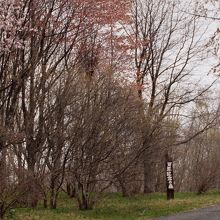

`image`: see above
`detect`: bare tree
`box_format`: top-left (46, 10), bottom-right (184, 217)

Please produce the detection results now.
top-left (126, 0), bottom-right (214, 193)
top-left (174, 99), bottom-right (220, 193)
top-left (64, 72), bottom-right (141, 209)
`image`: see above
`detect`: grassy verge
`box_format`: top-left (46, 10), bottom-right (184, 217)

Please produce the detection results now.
top-left (6, 190), bottom-right (220, 220)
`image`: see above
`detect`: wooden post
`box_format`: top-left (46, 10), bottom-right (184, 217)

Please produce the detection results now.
top-left (165, 154), bottom-right (174, 200)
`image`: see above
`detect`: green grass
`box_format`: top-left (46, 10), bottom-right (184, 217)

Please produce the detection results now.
top-left (6, 190), bottom-right (220, 220)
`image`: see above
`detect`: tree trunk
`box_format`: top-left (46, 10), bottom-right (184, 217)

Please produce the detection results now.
top-left (75, 183), bottom-right (94, 210)
top-left (143, 155), bottom-right (153, 194)
top-left (117, 177), bottom-right (129, 197)
top-left (121, 185), bottom-right (129, 197)
top-left (50, 196), bottom-right (57, 209)
top-left (26, 157), bottom-right (38, 208)
top-left (43, 198), bottom-right (48, 209)
top-left (0, 203), bottom-right (5, 220)
top-left (78, 195), bottom-right (93, 210)
top-left (67, 183), bottom-right (76, 198)
top-left (50, 177), bottom-right (57, 209)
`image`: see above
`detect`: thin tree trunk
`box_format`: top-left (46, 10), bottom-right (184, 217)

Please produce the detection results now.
top-left (143, 150), bottom-right (153, 194)
top-left (50, 176), bottom-right (57, 209)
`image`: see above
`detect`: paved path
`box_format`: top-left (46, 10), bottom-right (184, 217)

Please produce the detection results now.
top-left (153, 205), bottom-right (220, 220)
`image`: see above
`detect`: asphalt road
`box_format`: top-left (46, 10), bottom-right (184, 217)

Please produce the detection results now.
top-left (153, 205), bottom-right (220, 220)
